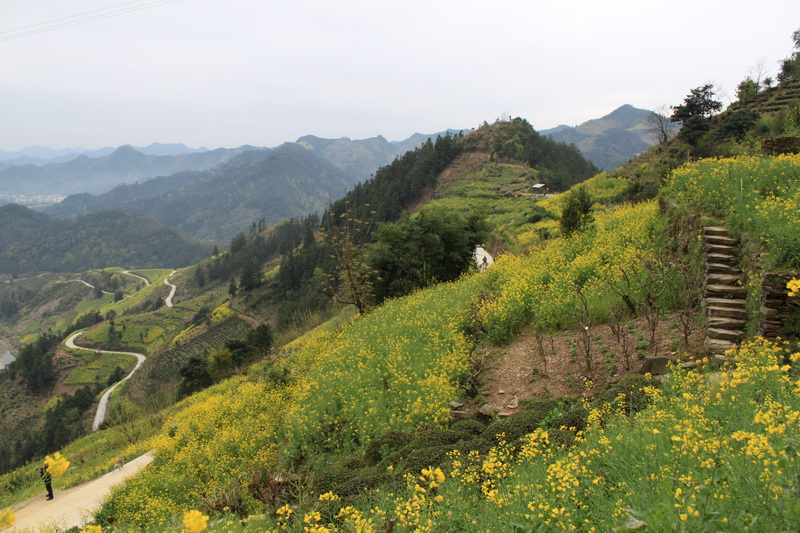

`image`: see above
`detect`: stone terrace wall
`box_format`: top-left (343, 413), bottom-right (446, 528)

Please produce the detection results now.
top-left (761, 137), bottom-right (800, 155)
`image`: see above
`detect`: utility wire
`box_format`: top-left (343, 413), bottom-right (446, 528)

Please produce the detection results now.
top-left (0, 0), bottom-right (180, 42)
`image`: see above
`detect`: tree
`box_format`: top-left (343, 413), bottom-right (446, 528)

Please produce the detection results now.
top-left (238, 261), bottom-right (262, 292)
top-left (671, 84), bottom-right (723, 147)
top-left (320, 195), bottom-right (376, 315)
top-left (778, 28), bottom-right (800, 84)
top-left (560, 186), bottom-right (593, 237)
top-left (735, 77), bottom-right (760, 106)
top-left (671, 84), bottom-right (723, 122)
top-left (368, 207), bottom-right (488, 302)
top-left (646, 106), bottom-right (678, 144)
top-left (716, 109), bottom-right (760, 141)
top-left (228, 278), bottom-right (237, 297)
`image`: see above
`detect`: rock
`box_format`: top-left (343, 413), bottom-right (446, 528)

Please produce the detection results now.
top-left (706, 297), bottom-right (747, 309)
top-left (707, 305), bottom-right (748, 319)
top-left (707, 316), bottom-right (746, 329)
top-left (706, 253), bottom-right (739, 266)
top-left (704, 243), bottom-right (738, 255)
top-left (703, 235), bottom-right (738, 246)
top-left (450, 410), bottom-right (474, 421)
top-left (505, 396), bottom-right (519, 409)
top-left (479, 404), bottom-right (497, 417)
top-left (702, 226), bottom-right (731, 237)
top-left (706, 328), bottom-right (743, 342)
top-left (705, 284), bottom-right (747, 298)
top-left (637, 356), bottom-right (673, 376)
top-left (704, 337), bottom-right (738, 353)
top-left (706, 262), bottom-right (742, 275)
top-left (448, 401), bottom-right (465, 410)
top-left (705, 273), bottom-right (743, 285)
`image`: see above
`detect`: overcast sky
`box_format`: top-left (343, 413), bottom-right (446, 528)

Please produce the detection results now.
top-left (2, 0), bottom-right (799, 151)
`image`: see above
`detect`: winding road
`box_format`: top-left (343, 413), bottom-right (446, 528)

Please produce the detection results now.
top-left (58, 279), bottom-right (114, 296)
top-left (120, 270), bottom-right (151, 286)
top-left (66, 332), bottom-right (146, 432)
top-left (163, 269), bottom-right (177, 307)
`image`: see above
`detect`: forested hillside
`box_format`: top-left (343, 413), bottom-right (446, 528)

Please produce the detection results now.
top-left (0, 204), bottom-right (208, 274)
top-left (43, 144), bottom-right (359, 243)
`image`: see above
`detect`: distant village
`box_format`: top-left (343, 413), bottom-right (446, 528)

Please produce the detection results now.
top-left (0, 193), bottom-right (64, 206)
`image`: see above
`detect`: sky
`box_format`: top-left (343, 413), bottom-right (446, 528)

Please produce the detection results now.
top-left (1, 0), bottom-right (799, 151)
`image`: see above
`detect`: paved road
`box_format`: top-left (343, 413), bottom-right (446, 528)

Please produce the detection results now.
top-left (2, 452), bottom-right (154, 533)
top-left (474, 246), bottom-right (494, 271)
top-left (120, 270), bottom-right (150, 286)
top-left (58, 279), bottom-right (114, 296)
top-left (65, 331), bottom-right (146, 431)
top-left (163, 270), bottom-right (177, 308)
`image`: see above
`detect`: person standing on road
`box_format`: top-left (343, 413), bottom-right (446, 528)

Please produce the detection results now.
top-left (36, 462), bottom-right (54, 500)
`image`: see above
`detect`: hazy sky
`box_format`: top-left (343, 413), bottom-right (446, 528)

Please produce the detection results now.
top-left (2, 0), bottom-right (799, 150)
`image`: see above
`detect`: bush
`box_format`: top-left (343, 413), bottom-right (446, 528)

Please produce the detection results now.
top-left (593, 374), bottom-right (658, 414)
top-left (449, 418), bottom-right (486, 435)
top-left (363, 430), bottom-right (412, 466)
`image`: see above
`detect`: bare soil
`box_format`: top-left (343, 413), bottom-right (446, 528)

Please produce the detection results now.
top-left (479, 315), bottom-right (706, 413)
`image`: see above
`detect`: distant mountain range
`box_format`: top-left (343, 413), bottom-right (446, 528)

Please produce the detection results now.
top-left (0, 145), bottom-right (259, 196)
top-left (43, 144), bottom-right (359, 243)
top-left (296, 129), bottom-right (469, 180)
top-left (540, 104), bottom-right (657, 171)
top-left (0, 142), bottom-right (208, 165)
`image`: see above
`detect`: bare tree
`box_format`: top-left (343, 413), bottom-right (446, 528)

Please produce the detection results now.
top-left (647, 105), bottom-right (678, 144)
top-left (320, 193), bottom-right (376, 316)
top-left (573, 285), bottom-right (597, 375)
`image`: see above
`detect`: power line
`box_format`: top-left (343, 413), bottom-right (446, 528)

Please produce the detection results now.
top-left (0, 0), bottom-right (180, 42)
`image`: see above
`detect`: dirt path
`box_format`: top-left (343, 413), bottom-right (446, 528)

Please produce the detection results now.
top-left (2, 452), bottom-right (153, 533)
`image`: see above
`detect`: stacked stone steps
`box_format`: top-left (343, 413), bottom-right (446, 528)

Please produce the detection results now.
top-left (702, 227), bottom-right (747, 354)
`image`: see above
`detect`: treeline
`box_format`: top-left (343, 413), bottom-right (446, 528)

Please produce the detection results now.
top-left (0, 384), bottom-right (100, 475)
top-left (0, 205), bottom-right (208, 275)
top-left (0, 310), bottom-right (105, 474)
top-left (464, 118), bottom-right (598, 191)
top-left (327, 133), bottom-right (464, 225)
top-left (197, 214), bottom-right (321, 286)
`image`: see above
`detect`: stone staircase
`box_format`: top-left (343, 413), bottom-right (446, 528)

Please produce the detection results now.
top-left (702, 226), bottom-right (747, 354)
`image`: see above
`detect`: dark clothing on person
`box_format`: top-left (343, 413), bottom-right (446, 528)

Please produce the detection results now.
top-left (37, 465), bottom-right (53, 500)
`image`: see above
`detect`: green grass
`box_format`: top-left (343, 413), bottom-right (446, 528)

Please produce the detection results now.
top-left (64, 353), bottom-right (137, 385)
top-left (662, 153), bottom-right (800, 269)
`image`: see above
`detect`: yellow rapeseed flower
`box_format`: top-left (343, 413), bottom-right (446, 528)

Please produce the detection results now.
top-left (0, 508), bottom-right (15, 528)
top-left (182, 510), bottom-right (209, 533)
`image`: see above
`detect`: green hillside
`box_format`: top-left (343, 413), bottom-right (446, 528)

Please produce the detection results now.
top-left (0, 205), bottom-right (208, 275)
top-left (43, 144), bottom-right (359, 243)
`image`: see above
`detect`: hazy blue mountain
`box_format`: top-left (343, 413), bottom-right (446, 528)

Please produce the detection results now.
top-left (296, 129), bottom-right (469, 180)
top-left (0, 145), bottom-right (261, 196)
top-left (540, 104), bottom-right (655, 171)
top-left (43, 143), bottom-right (358, 243)
top-left (0, 143), bottom-right (208, 165)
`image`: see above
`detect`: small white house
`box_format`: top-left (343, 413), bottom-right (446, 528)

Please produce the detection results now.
top-left (531, 183), bottom-right (550, 195)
